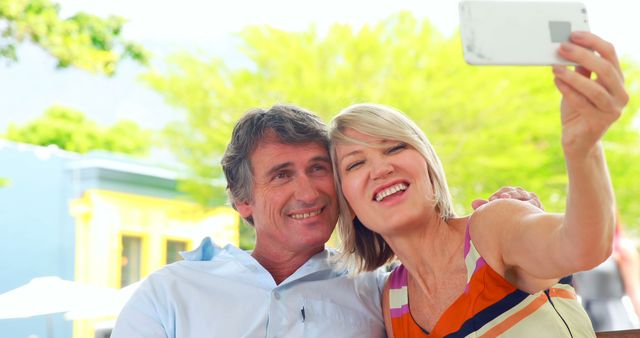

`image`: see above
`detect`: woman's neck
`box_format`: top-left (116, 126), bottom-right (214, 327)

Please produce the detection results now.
top-left (384, 216), bottom-right (468, 289)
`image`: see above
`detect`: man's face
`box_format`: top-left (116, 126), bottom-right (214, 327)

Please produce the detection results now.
top-left (236, 134), bottom-right (338, 255)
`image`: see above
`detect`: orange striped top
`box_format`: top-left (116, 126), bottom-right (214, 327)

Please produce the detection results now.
top-left (386, 222), bottom-right (595, 337)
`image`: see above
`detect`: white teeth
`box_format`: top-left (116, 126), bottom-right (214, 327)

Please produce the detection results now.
top-left (290, 209), bottom-right (322, 219)
top-left (375, 183), bottom-right (408, 202)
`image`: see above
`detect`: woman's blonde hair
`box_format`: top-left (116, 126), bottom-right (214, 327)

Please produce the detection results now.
top-left (329, 103), bottom-right (455, 272)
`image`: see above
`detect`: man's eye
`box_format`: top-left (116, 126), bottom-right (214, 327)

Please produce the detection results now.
top-left (387, 143), bottom-right (407, 154)
top-left (346, 161), bottom-right (363, 171)
top-left (311, 164), bottom-right (328, 173)
top-left (274, 172), bottom-right (290, 180)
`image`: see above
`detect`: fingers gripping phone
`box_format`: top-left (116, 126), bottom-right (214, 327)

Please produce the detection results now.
top-left (459, 1), bottom-right (590, 65)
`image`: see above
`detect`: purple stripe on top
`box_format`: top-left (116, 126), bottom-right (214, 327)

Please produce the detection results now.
top-left (466, 212), bottom-right (488, 277)
top-left (474, 257), bottom-right (487, 273)
top-left (464, 214), bottom-right (486, 293)
top-left (464, 213), bottom-right (479, 257)
top-left (390, 303), bottom-right (411, 318)
top-left (465, 257), bottom-right (488, 293)
top-left (388, 265), bottom-right (410, 318)
top-left (389, 264), bottom-right (408, 289)
top-left (464, 223), bottom-right (471, 257)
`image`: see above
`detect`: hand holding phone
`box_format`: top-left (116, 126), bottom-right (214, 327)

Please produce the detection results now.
top-left (459, 1), bottom-right (590, 65)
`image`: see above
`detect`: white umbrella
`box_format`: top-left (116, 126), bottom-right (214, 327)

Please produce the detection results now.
top-left (64, 280), bottom-right (141, 320)
top-left (0, 276), bottom-right (119, 319)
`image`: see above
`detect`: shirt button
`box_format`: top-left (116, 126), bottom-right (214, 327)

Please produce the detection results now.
top-left (273, 291), bottom-right (281, 300)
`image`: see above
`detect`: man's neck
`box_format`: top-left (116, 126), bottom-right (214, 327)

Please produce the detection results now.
top-left (251, 244), bottom-right (325, 285)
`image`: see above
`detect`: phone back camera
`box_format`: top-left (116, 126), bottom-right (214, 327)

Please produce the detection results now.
top-left (549, 21), bottom-right (572, 43)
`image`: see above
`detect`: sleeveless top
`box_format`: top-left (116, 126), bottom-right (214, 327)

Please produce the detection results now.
top-left (386, 221), bottom-right (596, 337)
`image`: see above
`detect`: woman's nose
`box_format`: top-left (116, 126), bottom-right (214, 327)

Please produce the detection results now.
top-left (370, 159), bottom-right (393, 180)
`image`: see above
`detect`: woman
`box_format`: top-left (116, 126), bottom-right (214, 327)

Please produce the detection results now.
top-left (329, 32), bottom-right (628, 337)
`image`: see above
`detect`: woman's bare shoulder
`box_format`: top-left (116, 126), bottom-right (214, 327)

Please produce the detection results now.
top-left (468, 199), bottom-right (542, 272)
top-left (472, 199), bottom-right (543, 232)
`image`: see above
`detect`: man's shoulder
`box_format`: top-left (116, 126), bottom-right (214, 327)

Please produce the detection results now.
top-left (140, 241), bottom-right (248, 286)
top-left (131, 250), bottom-right (253, 303)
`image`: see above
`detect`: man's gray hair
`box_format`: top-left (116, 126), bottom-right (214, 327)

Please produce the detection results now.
top-left (221, 104), bottom-right (329, 225)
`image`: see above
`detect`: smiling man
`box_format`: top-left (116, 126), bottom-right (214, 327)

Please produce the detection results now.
top-left (234, 132), bottom-right (338, 284)
top-left (112, 104), bottom-right (541, 338)
top-left (112, 105), bottom-right (387, 338)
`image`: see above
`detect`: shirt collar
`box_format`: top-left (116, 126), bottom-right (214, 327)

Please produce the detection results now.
top-left (180, 236), bottom-right (221, 261)
top-left (180, 237), bottom-right (347, 283)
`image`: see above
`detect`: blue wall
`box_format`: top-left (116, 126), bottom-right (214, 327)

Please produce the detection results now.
top-left (0, 142), bottom-right (193, 338)
top-left (0, 143), bottom-right (76, 338)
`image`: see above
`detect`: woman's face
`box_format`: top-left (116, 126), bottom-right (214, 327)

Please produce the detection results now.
top-left (335, 128), bottom-right (436, 235)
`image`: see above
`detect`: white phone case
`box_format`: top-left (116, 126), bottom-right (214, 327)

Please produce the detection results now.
top-left (459, 1), bottom-right (590, 65)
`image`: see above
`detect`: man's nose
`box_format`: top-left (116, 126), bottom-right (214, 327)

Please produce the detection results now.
top-left (294, 175), bottom-right (320, 203)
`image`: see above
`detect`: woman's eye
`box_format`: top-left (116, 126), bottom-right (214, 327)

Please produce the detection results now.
top-left (387, 143), bottom-right (407, 154)
top-left (346, 161), bottom-right (363, 171)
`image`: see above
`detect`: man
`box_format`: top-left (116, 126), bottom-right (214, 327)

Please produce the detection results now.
top-left (112, 104), bottom-right (540, 337)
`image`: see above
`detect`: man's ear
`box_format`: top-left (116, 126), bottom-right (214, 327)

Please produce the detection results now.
top-left (235, 200), bottom-right (252, 219)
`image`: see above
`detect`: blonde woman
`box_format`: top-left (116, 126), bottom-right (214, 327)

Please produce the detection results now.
top-left (329, 32), bottom-right (627, 337)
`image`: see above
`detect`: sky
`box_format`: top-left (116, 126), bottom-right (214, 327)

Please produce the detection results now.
top-left (1, 0), bottom-right (639, 131)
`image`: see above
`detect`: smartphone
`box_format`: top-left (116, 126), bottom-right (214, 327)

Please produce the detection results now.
top-left (459, 1), bottom-right (590, 65)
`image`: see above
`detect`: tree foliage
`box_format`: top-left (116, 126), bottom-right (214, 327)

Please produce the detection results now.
top-left (4, 105), bottom-right (152, 155)
top-left (144, 12), bottom-right (640, 232)
top-left (0, 0), bottom-right (148, 74)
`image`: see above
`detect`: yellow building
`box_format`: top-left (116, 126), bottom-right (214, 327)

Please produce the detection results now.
top-left (0, 142), bottom-right (239, 338)
top-left (71, 189), bottom-right (239, 338)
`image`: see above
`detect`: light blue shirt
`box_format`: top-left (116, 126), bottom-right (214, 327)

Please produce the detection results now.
top-left (111, 237), bottom-right (387, 338)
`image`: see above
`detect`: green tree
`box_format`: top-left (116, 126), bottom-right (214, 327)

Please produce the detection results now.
top-left (0, 0), bottom-right (148, 74)
top-left (145, 13), bottom-right (640, 236)
top-left (4, 105), bottom-right (152, 155)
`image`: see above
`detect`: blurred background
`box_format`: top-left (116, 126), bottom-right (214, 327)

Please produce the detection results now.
top-left (1, 0), bottom-right (639, 337)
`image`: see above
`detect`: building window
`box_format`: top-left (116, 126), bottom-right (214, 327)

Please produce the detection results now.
top-left (121, 235), bottom-right (142, 287)
top-left (166, 240), bottom-right (188, 264)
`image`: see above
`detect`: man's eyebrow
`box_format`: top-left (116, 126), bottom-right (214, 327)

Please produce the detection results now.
top-left (266, 162), bottom-right (292, 177)
top-left (310, 155), bottom-right (332, 164)
top-left (265, 156), bottom-right (331, 177)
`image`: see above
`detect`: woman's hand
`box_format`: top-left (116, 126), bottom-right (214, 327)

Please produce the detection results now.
top-left (553, 32), bottom-right (629, 156)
